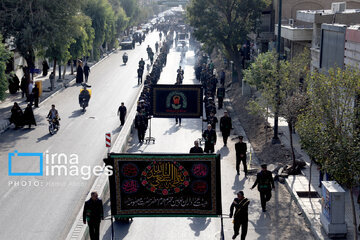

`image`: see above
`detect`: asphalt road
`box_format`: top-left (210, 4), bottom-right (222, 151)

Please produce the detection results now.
top-left (0, 31), bottom-right (160, 240)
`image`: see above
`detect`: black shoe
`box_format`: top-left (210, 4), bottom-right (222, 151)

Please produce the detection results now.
top-left (262, 209), bottom-right (266, 212)
top-left (237, 172), bottom-right (240, 175)
top-left (232, 234), bottom-right (238, 239)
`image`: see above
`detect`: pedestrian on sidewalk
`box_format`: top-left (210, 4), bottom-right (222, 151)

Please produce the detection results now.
top-left (251, 164), bottom-right (275, 212)
top-left (189, 140), bottom-right (203, 153)
top-left (217, 84), bottom-right (225, 109)
top-left (42, 60), bottom-right (49, 76)
top-left (220, 111), bottom-right (232, 146)
top-left (117, 102), bottom-right (127, 126)
top-left (49, 72), bottom-right (55, 91)
top-left (20, 76), bottom-right (27, 98)
top-left (76, 60), bottom-right (84, 84)
top-left (83, 191), bottom-right (104, 240)
top-left (31, 83), bottom-right (39, 107)
top-left (10, 102), bottom-right (24, 129)
top-left (220, 69), bottom-right (225, 86)
top-left (203, 124), bottom-right (216, 153)
top-left (229, 191), bottom-right (250, 240)
top-left (27, 81), bottom-right (34, 103)
top-left (235, 136), bottom-right (247, 176)
top-left (83, 63), bottom-right (90, 83)
top-left (23, 104), bottom-right (36, 129)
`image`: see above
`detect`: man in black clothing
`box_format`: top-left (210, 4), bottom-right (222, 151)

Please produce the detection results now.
top-left (83, 191), bottom-right (103, 240)
top-left (217, 84), bottom-right (225, 109)
top-left (229, 191), bottom-right (250, 240)
top-left (189, 140), bottom-right (203, 153)
top-left (220, 111), bottom-right (232, 146)
top-left (32, 84), bottom-right (39, 108)
top-left (84, 63), bottom-right (90, 83)
top-left (202, 124), bottom-right (216, 153)
top-left (135, 111), bottom-right (146, 143)
top-left (235, 136), bottom-right (247, 176)
top-left (137, 67), bottom-right (144, 85)
top-left (251, 164), bottom-right (275, 212)
top-left (117, 102), bottom-right (127, 126)
top-left (207, 112), bottom-right (218, 130)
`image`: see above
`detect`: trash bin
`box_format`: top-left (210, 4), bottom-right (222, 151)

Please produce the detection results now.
top-left (35, 81), bottom-right (42, 97)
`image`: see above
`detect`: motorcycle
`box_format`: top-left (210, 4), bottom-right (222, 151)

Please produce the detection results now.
top-left (123, 53), bottom-right (128, 65)
top-left (79, 84), bottom-right (91, 112)
top-left (48, 118), bottom-right (60, 135)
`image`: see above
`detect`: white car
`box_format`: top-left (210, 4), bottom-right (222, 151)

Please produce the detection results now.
top-left (176, 40), bottom-right (189, 52)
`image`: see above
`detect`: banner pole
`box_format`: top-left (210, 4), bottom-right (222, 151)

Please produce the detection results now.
top-left (111, 216), bottom-right (114, 240)
top-left (220, 214), bottom-right (225, 240)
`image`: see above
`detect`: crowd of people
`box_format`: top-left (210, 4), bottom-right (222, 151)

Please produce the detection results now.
top-left (134, 37), bottom-right (170, 143)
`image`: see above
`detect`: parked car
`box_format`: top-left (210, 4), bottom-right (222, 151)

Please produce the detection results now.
top-left (120, 36), bottom-right (133, 50)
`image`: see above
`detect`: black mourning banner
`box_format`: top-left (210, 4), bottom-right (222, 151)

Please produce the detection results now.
top-left (104, 153), bottom-right (222, 217)
top-left (151, 85), bottom-right (203, 118)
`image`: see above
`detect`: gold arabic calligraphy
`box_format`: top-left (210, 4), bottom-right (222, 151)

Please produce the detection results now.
top-left (146, 162), bottom-right (185, 189)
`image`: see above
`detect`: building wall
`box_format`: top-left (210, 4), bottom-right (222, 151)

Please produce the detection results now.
top-left (345, 27), bottom-right (360, 68)
top-left (274, 0), bottom-right (360, 23)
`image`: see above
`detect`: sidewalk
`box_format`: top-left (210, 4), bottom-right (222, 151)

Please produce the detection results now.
top-left (266, 115), bottom-right (360, 239)
top-left (0, 56), bottom-right (110, 134)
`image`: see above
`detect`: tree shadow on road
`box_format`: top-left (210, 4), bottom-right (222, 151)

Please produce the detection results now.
top-left (187, 217), bottom-right (211, 236)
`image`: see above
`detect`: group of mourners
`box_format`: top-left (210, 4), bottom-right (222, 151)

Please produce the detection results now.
top-left (134, 38), bottom-right (170, 143)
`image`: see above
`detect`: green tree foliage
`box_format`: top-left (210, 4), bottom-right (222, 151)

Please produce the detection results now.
top-left (0, 0), bottom-right (82, 70)
top-left (187, 0), bottom-right (270, 76)
top-left (83, 0), bottom-right (117, 60)
top-left (244, 49), bottom-right (310, 166)
top-left (69, 14), bottom-right (95, 61)
top-left (296, 67), bottom-right (360, 238)
top-left (0, 34), bottom-right (12, 100)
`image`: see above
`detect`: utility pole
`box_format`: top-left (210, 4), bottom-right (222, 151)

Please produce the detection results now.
top-left (272, 0), bottom-right (282, 144)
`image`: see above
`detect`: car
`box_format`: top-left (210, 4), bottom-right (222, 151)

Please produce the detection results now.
top-left (176, 40), bottom-right (189, 52)
top-left (120, 36), bottom-right (133, 50)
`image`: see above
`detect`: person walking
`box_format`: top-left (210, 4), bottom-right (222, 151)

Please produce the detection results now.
top-left (202, 124), bottom-right (216, 153)
top-left (76, 60), bottom-right (84, 84)
top-left (83, 191), bottom-right (104, 240)
top-left (189, 140), bottom-right (203, 153)
top-left (27, 81), bottom-right (34, 103)
top-left (23, 104), bottom-right (36, 129)
top-left (217, 84), bottom-right (225, 109)
top-left (229, 191), bottom-right (250, 240)
top-left (220, 111), bottom-right (232, 146)
top-left (42, 60), bottom-right (49, 76)
top-left (135, 111), bottom-right (146, 143)
top-left (83, 63), bottom-right (90, 83)
top-left (251, 164), bottom-right (275, 212)
top-left (235, 136), bottom-right (247, 176)
top-left (10, 102), bottom-right (24, 129)
top-left (32, 83), bottom-right (39, 108)
top-left (137, 67), bottom-right (144, 85)
top-left (207, 112), bottom-right (218, 130)
top-left (117, 102), bottom-right (127, 126)
top-left (155, 41), bottom-right (159, 53)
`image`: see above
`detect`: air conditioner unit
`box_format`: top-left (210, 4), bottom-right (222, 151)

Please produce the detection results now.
top-left (288, 19), bottom-right (294, 26)
top-left (331, 2), bottom-right (346, 13)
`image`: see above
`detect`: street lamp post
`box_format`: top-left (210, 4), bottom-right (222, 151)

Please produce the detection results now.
top-left (272, 0), bottom-right (282, 144)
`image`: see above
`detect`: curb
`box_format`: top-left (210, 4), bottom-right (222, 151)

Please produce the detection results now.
top-left (0, 50), bottom-right (117, 135)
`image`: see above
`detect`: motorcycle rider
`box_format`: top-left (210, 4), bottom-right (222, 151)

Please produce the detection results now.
top-left (79, 84), bottom-right (91, 109)
top-left (47, 104), bottom-right (60, 127)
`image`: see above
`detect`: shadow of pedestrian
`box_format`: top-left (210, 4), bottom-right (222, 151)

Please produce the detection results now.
top-left (102, 219), bottom-right (132, 240)
top-left (163, 124), bottom-right (180, 135)
top-left (217, 146), bottom-right (229, 157)
top-left (187, 217), bottom-right (211, 236)
top-left (232, 175), bottom-right (247, 194)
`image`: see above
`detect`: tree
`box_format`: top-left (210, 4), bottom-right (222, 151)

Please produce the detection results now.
top-left (244, 49), bottom-right (310, 167)
top-left (83, 0), bottom-right (116, 60)
top-left (297, 67), bottom-right (360, 240)
top-left (0, 34), bottom-right (12, 100)
top-left (187, 0), bottom-right (270, 80)
top-left (69, 14), bottom-right (95, 74)
top-left (0, 0), bottom-right (82, 79)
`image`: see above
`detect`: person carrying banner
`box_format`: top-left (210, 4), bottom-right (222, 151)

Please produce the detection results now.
top-left (229, 191), bottom-right (250, 240)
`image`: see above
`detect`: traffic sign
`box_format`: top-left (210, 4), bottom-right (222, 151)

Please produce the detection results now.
top-left (105, 133), bottom-right (111, 148)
